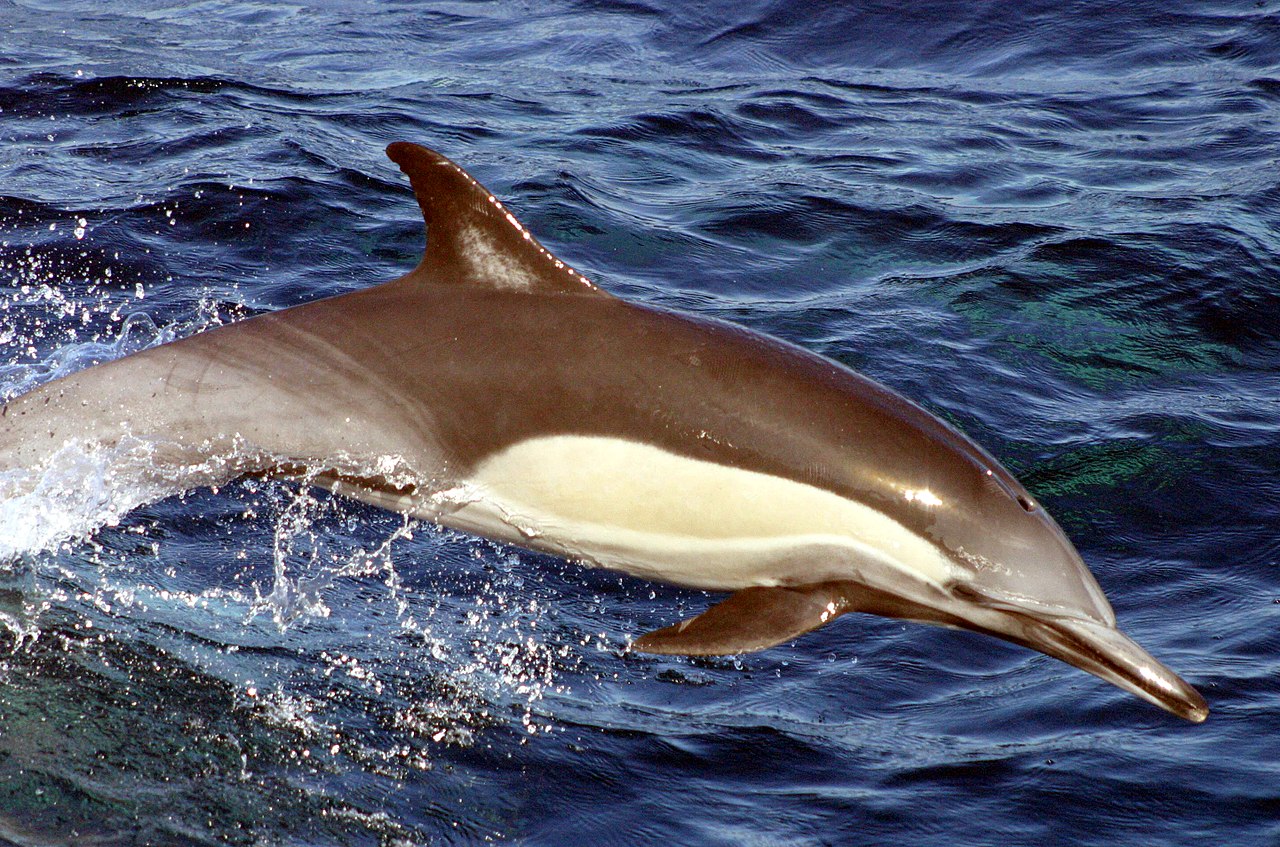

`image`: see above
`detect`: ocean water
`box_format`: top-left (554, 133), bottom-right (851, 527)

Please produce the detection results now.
top-left (0, 0), bottom-right (1278, 844)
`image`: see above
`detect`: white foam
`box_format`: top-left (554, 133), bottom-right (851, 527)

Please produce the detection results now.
top-left (0, 436), bottom-right (241, 561)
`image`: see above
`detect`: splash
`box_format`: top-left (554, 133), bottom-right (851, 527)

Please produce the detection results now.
top-left (249, 480), bottom-right (419, 626)
top-left (0, 439), bottom-right (178, 561)
top-left (0, 229), bottom-right (576, 794)
top-left (247, 483), bottom-right (575, 748)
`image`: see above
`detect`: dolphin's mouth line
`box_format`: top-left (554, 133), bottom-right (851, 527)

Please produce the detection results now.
top-left (948, 581), bottom-right (1207, 722)
top-left (850, 580), bottom-right (1207, 722)
top-left (983, 609), bottom-right (1209, 723)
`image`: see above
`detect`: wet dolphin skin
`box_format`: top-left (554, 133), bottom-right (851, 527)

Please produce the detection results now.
top-left (0, 142), bottom-right (1207, 723)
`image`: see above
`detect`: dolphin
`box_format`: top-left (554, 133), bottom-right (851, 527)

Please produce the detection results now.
top-left (0, 142), bottom-right (1207, 722)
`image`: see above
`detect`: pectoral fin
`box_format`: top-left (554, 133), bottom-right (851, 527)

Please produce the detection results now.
top-left (632, 583), bottom-right (850, 656)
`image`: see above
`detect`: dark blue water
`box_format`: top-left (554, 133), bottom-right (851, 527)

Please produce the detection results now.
top-left (0, 1), bottom-right (1278, 844)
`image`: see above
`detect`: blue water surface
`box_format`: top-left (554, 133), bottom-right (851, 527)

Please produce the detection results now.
top-left (0, 1), bottom-right (1278, 844)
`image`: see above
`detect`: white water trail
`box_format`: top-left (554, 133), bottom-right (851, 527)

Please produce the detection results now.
top-left (0, 439), bottom-right (177, 561)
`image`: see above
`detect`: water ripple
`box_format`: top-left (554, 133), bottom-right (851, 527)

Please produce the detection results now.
top-left (0, 0), bottom-right (1276, 844)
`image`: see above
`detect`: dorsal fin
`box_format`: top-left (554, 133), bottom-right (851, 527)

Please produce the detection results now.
top-left (385, 142), bottom-right (606, 297)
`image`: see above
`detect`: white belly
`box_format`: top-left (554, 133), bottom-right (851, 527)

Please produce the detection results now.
top-left (437, 435), bottom-right (956, 592)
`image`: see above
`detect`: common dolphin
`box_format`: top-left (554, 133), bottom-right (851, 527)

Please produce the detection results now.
top-left (0, 142), bottom-right (1207, 722)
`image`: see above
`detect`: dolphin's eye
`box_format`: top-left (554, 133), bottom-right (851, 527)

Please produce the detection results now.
top-left (983, 466), bottom-right (1039, 513)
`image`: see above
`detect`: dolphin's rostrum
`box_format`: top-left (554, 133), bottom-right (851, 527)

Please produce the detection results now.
top-left (0, 142), bottom-right (1207, 723)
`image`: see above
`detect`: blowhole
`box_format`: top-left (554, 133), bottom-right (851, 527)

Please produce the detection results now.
top-left (1017, 495), bottom-right (1037, 512)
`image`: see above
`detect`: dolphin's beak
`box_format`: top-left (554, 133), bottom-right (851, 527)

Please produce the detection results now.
top-left (1006, 613), bottom-right (1208, 723)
